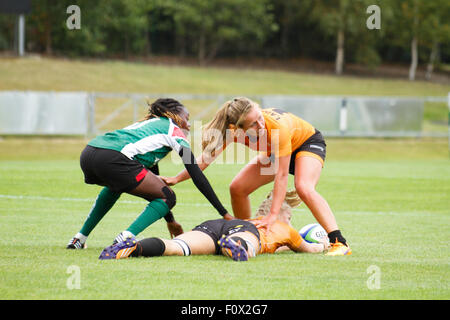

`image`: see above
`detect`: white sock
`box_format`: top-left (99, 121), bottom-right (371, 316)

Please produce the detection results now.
top-left (122, 230), bottom-right (135, 238)
top-left (75, 233), bottom-right (87, 243)
top-left (245, 240), bottom-right (256, 258)
top-left (115, 230), bottom-right (135, 243)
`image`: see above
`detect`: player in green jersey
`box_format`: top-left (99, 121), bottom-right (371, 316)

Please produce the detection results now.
top-left (67, 98), bottom-right (233, 249)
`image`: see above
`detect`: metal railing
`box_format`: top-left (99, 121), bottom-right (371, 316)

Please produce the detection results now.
top-left (0, 91), bottom-right (448, 140)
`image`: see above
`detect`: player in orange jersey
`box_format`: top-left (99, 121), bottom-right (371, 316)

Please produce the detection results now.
top-left (99, 190), bottom-right (329, 261)
top-left (162, 97), bottom-right (351, 256)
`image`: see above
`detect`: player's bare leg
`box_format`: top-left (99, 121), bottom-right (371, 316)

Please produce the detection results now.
top-left (294, 156), bottom-right (351, 256)
top-left (99, 230), bottom-right (216, 260)
top-left (163, 231), bottom-right (216, 256)
top-left (229, 155), bottom-right (275, 219)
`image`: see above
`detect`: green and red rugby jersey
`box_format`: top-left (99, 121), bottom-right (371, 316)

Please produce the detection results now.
top-left (88, 117), bottom-right (190, 169)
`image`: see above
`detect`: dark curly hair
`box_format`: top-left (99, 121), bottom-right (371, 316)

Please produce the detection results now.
top-left (144, 98), bottom-right (186, 126)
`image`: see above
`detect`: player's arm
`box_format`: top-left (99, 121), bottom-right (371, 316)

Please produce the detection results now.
top-left (290, 240), bottom-right (325, 253)
top-left (253, 154), bottom-right (290, 229)
top-left (178, 146), bottom-right (233, 220)
top-left (287, 227), bottom-right (326, 253)
top-left (162, 144), bottom-right (226, 185)
top-left (254, 125), bottom-right (292, 229)
top-left (269, 155), bottom-right (290, 216)
top-left (275, 246), bottom-right (290, 252)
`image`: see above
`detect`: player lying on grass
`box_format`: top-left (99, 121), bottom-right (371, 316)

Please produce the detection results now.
top-left (67, 98), bottom-right (232, 249)
top-left (162, 97), bottom-right (351, 256)
top-left (99, 190), bottom-right (329, 261)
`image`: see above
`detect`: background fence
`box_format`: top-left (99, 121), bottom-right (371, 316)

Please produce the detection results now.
top-left (0, 91), bottom-right (448, 139)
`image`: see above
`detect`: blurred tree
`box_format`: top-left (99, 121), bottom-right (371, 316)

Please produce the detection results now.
top-left (144, 0), bottom-right (174, 56)
top-left (308, 0), bottom-right (373, 75)
top-left (419, 0), bottom-right (450, 80)
top-left (403, 0), bottom-right (420, 80)
top-left (0, 14), bottom-right (15, 51)
top-left (270, 0), bottom-right (309, 58)
top-left (54, 0), bottom-right (108, 56)
top-left (24, 0), bottom-right (107, 56)
top-left (101, 0), bottom-right (149, 57)
top-left (26, 0), bottom-right (68, 54)
top-left (383, 0), bottom-right (450, 80)
top-left (166, 0), bottom-right (276, 65)
top-left (353, 0), bottom-right (393, 71)
top-left (1, 0), bottom-right (447, 76)
top-left (26, 0), bottom-right (151, 57)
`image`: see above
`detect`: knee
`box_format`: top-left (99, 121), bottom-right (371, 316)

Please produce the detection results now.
top-left (162, 186), bottom-right (176, 209)
top-left (230, 181), bottom-right (248, 197)
top-left (229, 180), bottom-right (244, 197)
top-left (295, 182), bottom-right (316, 202)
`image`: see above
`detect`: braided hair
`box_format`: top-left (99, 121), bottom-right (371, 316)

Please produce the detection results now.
top-left (145, 98), bottom-right (186, 127)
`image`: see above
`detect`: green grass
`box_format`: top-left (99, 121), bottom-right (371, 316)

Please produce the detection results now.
top-left (1, 57), bottom-right (449, 96)
top-left (0, 57), bottom-right (449, 300)
top-left (0, 137), bottom-right (449, 300)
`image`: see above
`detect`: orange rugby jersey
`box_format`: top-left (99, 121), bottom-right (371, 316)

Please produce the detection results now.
top-left (250, 218), bottom-right (304, 254)
top-left (225, 108), bottom-right (316, 158)
top-left (262, 108), bottom-right (316, 157)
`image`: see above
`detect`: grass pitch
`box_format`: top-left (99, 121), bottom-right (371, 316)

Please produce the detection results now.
top-left (0, 57), bottom-right (449, 300)
top-left (0, 137), bottom-right (448, 300)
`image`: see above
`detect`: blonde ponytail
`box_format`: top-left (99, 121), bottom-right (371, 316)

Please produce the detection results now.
top-left (202, 97), bottom-right (258, 156)
top-left (201, 102), bottom-right (230, 155)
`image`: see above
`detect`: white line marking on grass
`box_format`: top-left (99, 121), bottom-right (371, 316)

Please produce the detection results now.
top-left (0, 194), bottom-right (211, 207)
top-left (1, 194), bottom-right (445, 216)
top-left (292, 208), bottom-right (443, 217)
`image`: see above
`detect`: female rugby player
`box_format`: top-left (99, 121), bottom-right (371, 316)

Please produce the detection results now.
top-left (67, 98), bottom-right (232, 249)
top-left (99, 190), bottom-right (329, 261)
top-left (161, 97), bottom-right (350, 256)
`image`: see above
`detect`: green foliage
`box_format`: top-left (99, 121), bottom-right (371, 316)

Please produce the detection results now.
top-left (383, 0), bottom-right (450, 62)
top-left (0, 0), bottom-right (448, 72)
top-left (0, 14), bottom-right (14, 50)
top-left (164, 0), bottom-right (276, 63)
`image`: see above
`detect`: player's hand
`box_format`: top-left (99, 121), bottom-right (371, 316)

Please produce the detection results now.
top-left (223, 213), bottom-right (235, 221)
top-left (253, 213), bottom-right (277, 230)
top-left (318, 236), bottom-right (330, 252)
top-left (160, 176), bottom-right (179, 186)
top-left (167, 221), bottom-right (184, 238)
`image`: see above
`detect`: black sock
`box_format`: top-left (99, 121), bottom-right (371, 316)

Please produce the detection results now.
top-left (131, 237), bottom-right (166, 257)
top-left (130, 242), bottom-right (141, 257)
top-left (328, 230), bottom-right (347, 246)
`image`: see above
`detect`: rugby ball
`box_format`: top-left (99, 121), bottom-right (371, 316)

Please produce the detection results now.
top-left (299, 223), bottom-right (327, 243)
